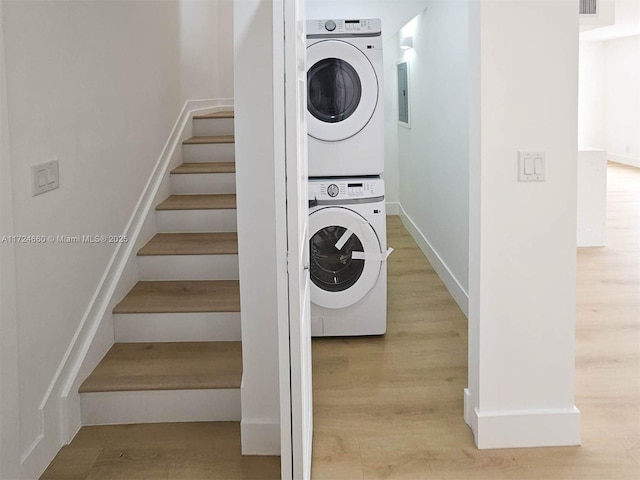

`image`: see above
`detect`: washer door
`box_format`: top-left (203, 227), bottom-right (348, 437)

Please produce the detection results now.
top-left (309, 207), bottom-right (382, 309)
top-left (307, 40), bottom-right (379, 142)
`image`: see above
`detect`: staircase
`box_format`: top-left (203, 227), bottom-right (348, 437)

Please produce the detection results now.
top-left (79, 110), bottom-right (242, 425)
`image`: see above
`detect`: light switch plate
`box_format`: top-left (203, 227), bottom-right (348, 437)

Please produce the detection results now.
top-left (518, 151), bottom-right (545, 182)
top-left (32, 159), bottom-right (60, 196)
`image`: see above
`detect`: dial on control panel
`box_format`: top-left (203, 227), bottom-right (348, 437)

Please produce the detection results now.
top-left (327, 184), bottom-right (339, 197)
top-left (324, 20), bottom-right (336, 31)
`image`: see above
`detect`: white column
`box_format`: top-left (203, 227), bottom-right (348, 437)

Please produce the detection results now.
top-left (234, 0), bottom-right (282, 455)
top-left (466, 0), bottom-right (581, 449)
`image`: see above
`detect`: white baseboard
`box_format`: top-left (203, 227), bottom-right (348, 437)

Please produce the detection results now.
top-left (386, 201), bottom-right (400, 215)
top-left (397, 205), bottom-right (469, 317)
top-left (609, 153), bottom-right (640, 168)
top-left (465, 398), bottom-right (581, 449)
top-left (20, 99), bottom-right (234, 479)
top-left (241, 420), bottom-right (281, 455)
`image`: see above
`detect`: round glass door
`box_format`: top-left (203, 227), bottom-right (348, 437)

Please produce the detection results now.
top-left (309, 207), bottom-right (382, 309)
top-left (310, 225), bottom-right (365, 292)
top-left (307, 40), bottom-right (379, 142)
top-left (308, 59), bottom-right (362, 124)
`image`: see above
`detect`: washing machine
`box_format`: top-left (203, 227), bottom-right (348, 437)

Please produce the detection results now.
top-left (307, 18), bottom-right (384, 177)
top-left (309, 177), bottom-right (391, 336)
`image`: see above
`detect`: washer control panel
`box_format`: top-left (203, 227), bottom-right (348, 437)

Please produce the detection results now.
top-left (307, 18), bottom-right (382, 36)
top-left (309, 177), bottom-right (384, 202)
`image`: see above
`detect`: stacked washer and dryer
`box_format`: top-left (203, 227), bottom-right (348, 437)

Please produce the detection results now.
top-left (307, 18), bottom-right (391, 337)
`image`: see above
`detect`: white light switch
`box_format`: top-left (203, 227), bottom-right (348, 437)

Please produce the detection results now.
top-left (32, 159), bottom-right (60, 196)
top-left (518, 151), bottom-right (545, 182)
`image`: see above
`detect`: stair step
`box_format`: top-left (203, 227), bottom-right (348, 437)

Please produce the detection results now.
top-left (183, 135), bottom-right (234, 145)
top-left (79, 342), bottom-right (242, 393)
top-left (156, 194), bottom-right (236, 211)
top-left (193, 111), bottom-right (234, 119)
top-left (113, 280), bottom-right (240, 314)
top-left (156, 210), bottom-right (237, 233)
top-left (139, 233), bottom-right (238, 256)
top-left (171, 162), bottom-right (235, 175)
top-left (138, 255), bottom-right (239, 281)
top-left (114, 312), bottom-right (241, 342)
top-left (182, 143), bottom-right (235, 163)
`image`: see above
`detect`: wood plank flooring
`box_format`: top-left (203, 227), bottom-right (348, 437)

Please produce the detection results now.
top-left (311, 162), bottom-right (640, 479)
top-left (171, 162), bottom-right (236, 175)
top-left (156, 194), bottom-right (236, 211)
top-left (183, 135), bottom-right (234, 145)
top-left (40, 423), bottom-right (280, 480)
top-left (113, 280), bottom-right (241, 314)
top-left (40, 162), bottom-right (639, 479)
top-left (79, 342), bottom-right (242, 393)
top-left (138, 232), bottom-right (239, 256)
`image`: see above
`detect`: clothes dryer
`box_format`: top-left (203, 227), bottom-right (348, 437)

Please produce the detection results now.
top-left (307, 19), bottom-right (384, 177)
top-left (308, 177), bottom-right (391, 336)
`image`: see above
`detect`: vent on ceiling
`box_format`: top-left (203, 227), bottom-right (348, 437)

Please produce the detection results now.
top-left (580, 0), bottom-right (597, 15)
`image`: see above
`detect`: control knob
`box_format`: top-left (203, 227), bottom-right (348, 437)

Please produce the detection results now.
top-left (327, 184), bottom-right (339, 197)
top-left (324, 20), bottom-right (336, 31)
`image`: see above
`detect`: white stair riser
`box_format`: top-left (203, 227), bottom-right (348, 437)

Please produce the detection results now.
top-left (183, 143), bottom-right (235, 163)
top-left (138, 254), bottom-right (239, 280)
top-left (156, 210), bottom-right (237, 233)
top-left (80, 389), bottom-right (240, 425)
top-left (171, 173), bottom-right (236, 194)
top-left (193, 118), bottom-right (234, 136)
top-left (114, 312), bottom-right (241, 342)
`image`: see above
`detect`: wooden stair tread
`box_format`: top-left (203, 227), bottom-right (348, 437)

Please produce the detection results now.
top-left (171, 162), bottom-right (235, 175)
top-left (138, 233), bottom-right (238, 256)
top-left (183, 135), bottom-right (234, 145)
top-left (156, 194), bottom-right (236, 211)
top-left (193, 111), bottom-right (234, 119)
top-left (113, 280), bottom-right (240, 314)
top-left (79, 342), bottom-right (242, 393)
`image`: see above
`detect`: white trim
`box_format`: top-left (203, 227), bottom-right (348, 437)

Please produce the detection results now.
top-left (465, 400), bottom-right (581, 449)
top-left (608, 153), bottom-right (640, 168)
top-left (241, 419), bottom-right (281, 455)
top-left (397, 205), bottom-right (469, 317)
top-left (19, 99), bottom-right (233, 478)
top-left (385, 202), bottom-right (400, 215)
top-left (0, 2), bottom-right (21, 476)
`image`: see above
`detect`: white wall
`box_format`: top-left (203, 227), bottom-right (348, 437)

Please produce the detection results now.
top-left (604, 35), bottom-right (640, 167)
top-left (390, 2), bottom-right (470, 313)
top-left (2, 0), bottom-right (181, 475)
top-left (234, 0), bottom-right (281, 455)
top-left (179, 0), bottom-right (234, 101)
top-left (466, 0), bottom-right (580, 449)
top-left (578, 35), bottom-right (640, 167)
top-left (578, 41), bottom-right (606, 148)
top-left (382, 34), bottom-right (400, 206)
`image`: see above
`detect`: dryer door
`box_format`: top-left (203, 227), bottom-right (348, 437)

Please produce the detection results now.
top-left (309, 207), bottom-right (382, 309)
top-left (307, 40), bottom-right (379, 142)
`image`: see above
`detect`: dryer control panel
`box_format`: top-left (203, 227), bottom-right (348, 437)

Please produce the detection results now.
top-left (307, 18), bottom-right (382, 36)
top-left (309, 177), bottom-right (384, 202)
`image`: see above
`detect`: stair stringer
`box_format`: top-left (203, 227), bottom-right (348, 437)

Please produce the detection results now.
top-left (20, 99), bottom-right (234, 473)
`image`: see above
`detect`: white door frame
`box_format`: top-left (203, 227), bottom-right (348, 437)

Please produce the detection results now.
top-left (274, 0), bottom-right (312, 478)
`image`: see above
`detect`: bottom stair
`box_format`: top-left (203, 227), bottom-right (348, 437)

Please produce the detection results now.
top-left (40, 422), bottom-right (281, 480)
top-left (79, 342), bottom-right (242, 425)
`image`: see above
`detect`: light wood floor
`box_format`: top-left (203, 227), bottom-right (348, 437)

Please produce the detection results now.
top-left (311, 162), bottom-right (640, 479)
top-left (41, 163), bottom-right (638, 479)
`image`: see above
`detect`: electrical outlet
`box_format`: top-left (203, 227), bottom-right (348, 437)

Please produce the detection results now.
top-left (518, 151), bottom-right (545, 182)
top-left (32, 159), bottom-right (59, 196)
